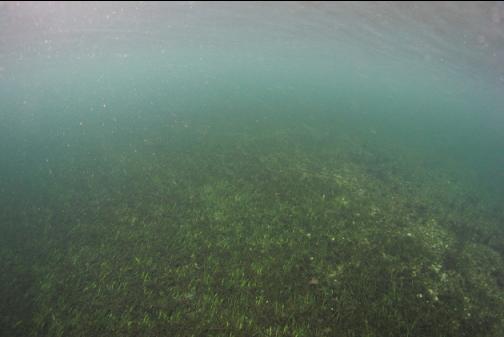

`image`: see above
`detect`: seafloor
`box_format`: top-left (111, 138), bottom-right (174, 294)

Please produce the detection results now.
top-left (1, 114), bottom-right (503, 337)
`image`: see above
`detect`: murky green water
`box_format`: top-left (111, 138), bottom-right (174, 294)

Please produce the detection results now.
top-left (1, 2), bottom-right (503, 337)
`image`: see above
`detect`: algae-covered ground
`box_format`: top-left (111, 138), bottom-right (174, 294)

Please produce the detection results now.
top-left (1, 111), bottom-right (503, 337)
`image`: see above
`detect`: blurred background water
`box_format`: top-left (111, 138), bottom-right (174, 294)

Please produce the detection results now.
top-left (1, 2), bottom-right (503, 203)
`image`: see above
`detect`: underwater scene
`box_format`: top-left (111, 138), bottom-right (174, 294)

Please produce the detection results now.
top-left (1, 2), bottom-right (504, 337)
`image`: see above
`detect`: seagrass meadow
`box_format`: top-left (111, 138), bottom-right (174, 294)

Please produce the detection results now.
top-left (1, 2), bottom-right (504, 337)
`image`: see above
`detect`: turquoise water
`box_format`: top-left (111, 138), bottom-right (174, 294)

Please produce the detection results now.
top-left (1, 2), bottom-right (503, 337)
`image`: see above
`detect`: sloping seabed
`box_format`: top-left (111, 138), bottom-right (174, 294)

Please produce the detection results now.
top-left (1, 112), bottom-right (504, 337)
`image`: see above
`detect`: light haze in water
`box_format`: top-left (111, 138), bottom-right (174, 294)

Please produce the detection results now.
top-left (1, 2), bottom-right (503, 337)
